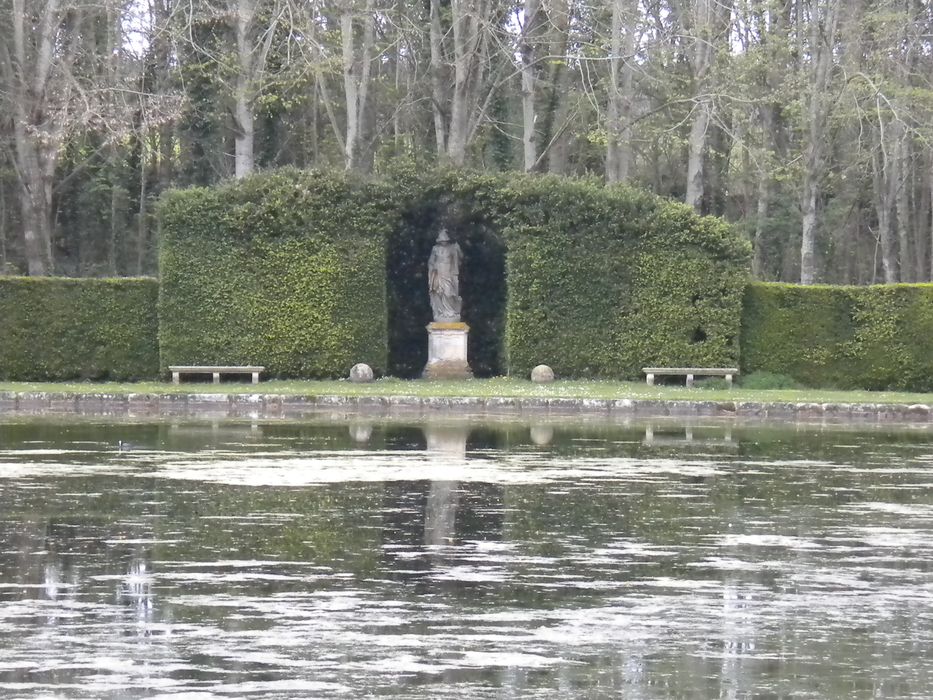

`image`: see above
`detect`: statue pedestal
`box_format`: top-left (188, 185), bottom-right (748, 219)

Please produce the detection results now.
top-left (422, 322), bottom-right (473, 379)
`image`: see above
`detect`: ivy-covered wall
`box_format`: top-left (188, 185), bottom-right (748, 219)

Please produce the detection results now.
top-left (158, 170), bottom-right (393, 378)
top-left (741, 282), bottom-right (933, 391)
top-left (0, 277), bottom-right (159, 381)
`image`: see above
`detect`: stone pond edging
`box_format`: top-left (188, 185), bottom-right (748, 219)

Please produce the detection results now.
top-left (0, 391), bottom-right (931, 424)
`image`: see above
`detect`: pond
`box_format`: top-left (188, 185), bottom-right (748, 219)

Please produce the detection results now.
top-left (1, 417), bottom-right (932, 698)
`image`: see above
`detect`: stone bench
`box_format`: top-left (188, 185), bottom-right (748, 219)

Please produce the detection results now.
top-left (642, 367), bottom-right (738, 388)
top-left (169, 365), bottom-right (265, 385)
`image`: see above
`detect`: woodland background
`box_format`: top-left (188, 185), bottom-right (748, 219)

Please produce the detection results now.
top-left (1, 0), bottom-right (932, 284)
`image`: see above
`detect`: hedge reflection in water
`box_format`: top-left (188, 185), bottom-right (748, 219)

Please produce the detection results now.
top-left (0, 418), bottom-right (932, 698)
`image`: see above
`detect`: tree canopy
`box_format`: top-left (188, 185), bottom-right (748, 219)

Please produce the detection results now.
top-left (1, 0), bottom-right (931, 285)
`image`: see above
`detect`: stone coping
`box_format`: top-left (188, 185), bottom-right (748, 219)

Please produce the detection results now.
top-left (0, 391), bottom-right (931, 424)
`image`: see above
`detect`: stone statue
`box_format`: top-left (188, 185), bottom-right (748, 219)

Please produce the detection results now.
top-left (427, 228), bottom-right (463, 322)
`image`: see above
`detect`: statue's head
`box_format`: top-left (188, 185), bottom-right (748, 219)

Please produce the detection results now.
top-left (436, 228), bottom-right (451, 243)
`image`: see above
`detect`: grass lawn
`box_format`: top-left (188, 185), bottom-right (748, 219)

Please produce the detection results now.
top-left (0, 377), bottom-right (931, 405)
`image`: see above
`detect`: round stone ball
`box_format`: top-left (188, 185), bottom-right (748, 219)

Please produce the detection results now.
top-left (349, 363), bottom-right (374, 383)
top-left (531, 364), bottom-right (555, 383)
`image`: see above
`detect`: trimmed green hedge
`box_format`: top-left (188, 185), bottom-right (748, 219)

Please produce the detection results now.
top-left (159, 167), bottom-right (750, 380)
top-left (0, 276), bottom-right (159, 381)
top-left (497, 175), bottom-right (750, 378)
top-left (741, 282), bottom-right (933, 391)
top-left (158, 169), bottom-right (392, 378)
top-left (384, 168), bottom-right (750, 379)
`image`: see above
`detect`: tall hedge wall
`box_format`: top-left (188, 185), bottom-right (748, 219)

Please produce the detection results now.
top-left (496, 176), bottom-right (751, 378)
top-left (160, 167), bottom-right (750, 380)
top-left (741, 282), bottom-right (933, 391)
top-left (382, 169), bottom-right (750, 379)
top-left (158, 170), bottom-right (393, 378)
top-left (0, 277), bottom-right (159, 381)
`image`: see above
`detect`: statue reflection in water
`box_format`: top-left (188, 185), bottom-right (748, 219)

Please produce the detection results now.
top-left (380, 423), bottom-right (504, 591)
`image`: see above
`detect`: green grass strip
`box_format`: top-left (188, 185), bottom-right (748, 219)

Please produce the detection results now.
top-left (0, 378), bottom-right (931, 405)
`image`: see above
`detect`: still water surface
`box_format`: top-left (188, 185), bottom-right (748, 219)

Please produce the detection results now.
top-left (1, 418), bottom-right (933, 698)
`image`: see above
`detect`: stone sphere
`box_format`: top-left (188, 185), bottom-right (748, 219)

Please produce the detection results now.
top-left (349, 363), bottom-right (374, 383)
top-left (531, 364), bottom-right (555, 383)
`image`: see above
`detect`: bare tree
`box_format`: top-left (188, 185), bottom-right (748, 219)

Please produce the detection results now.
top-left (799, 0), bottom-right (839, 284)
top-left (181, 0), bottom-right (286, 179)
top-left (519, 0), bottom-right (542, 171)
top-left (681, 0), bottom-right (732, 211)
top-left (340, 0), bottom-right (375, 170)
top-left (0, 0), bottom-right (153, 275)
top-left (605, 0), bottom-right (637, 183)
top-left (0, 0), bottom-right (80, 274)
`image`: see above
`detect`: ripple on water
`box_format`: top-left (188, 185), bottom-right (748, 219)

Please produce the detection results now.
top-left (1, 420), bottom-right (933, 698)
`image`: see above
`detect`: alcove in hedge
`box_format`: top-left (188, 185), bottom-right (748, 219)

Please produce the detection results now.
top-left (386, 183), bottom-right (506, 378)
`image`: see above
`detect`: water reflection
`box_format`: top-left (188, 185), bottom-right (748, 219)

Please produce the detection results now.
top-left (643, 423), bottom-right (734, 446)
top-left (0, 418), bottom-right (931, 697)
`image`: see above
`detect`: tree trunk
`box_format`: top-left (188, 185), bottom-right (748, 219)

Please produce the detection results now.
top-left (800, 164), bottom-right (819, 285)
top-left (799, 0), bottom-right (838, 284)
top-left (393, 0), bottom-right (406, 150)
top-left (606, 0), bottom-right (635, 183)
top-left (684, 0), bottom-right (722, 211)
top-left (685, 105), bottom-right (711, 210)
top-left (520, 0), bottom-right (540, 172)
top-left (233, 0), bottom-right (255, 179)
top-left (895, 128), bottom-right (911, 282)
top-left (0, 178), bottom-right (6, 274)
top-left (753, 172), bottom-right (769, 278)
top-left (341, 1), bottom-right (375, 171)
top-left (109, 154), bottom-right (120, 276)
top-left (233, 81), bottom-right (254, 179)
top-left (873, 121), bottom-right (899, 284)
top-left (429, 0), bottom-right (447, 157)
top-left (15, 132), bottom-right (55, 277)
top-left (152, 0), bottom-right (174, 192)
top-left (342, 10), bottom-right (359, 170)
top-left (7, 0), bottom-right (65, 275)
top-left (447, 0), bottom-right (488, 166)
top-left (448, 0), bottom-right (472, 166)
top-left (137, 132), bottom-right (149, 276)
top-left (542, 0), bottom-right (573, 174)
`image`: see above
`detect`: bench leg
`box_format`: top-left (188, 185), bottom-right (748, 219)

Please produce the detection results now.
top-left (646, 373), bottom-right (655, 386)
top-left (212, 372), bottom-right (220, 384)
top-left (686, 373), bottom-right (694, 388)
top-left (252, 372), bottom-right (259, 384)
top-left (726, 374), bottom-right (733, 388)
top-left (172, 371), bottom-right (180, 385)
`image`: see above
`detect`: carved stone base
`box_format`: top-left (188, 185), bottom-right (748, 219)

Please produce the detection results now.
top-left (422, 322), bottom-right (473, 380)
